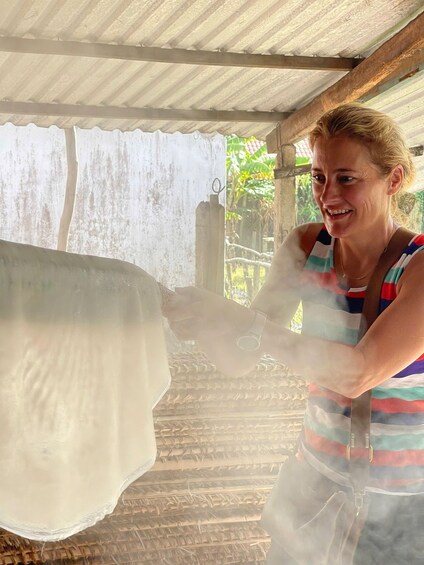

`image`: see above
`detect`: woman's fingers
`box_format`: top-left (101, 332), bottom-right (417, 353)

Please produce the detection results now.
top-left (163, 286), bottom-right (255, 336)
top-left (174, 286), bottom-right (233, 320)
top-left (169, 317), bottom-right (229, 341)
top-left (162, 290), bottom-right (198, 321)
top-left (168, 318), bottom-right (201, 340)
top-left (163, 287), bottom-right (218, 322)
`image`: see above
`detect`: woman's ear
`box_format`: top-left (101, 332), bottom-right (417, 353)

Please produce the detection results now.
top-left (387, 165), bottom-right (404, 195)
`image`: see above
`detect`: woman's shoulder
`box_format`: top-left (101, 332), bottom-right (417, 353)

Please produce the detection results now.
top-left (395, 236), bottom-right (424, 294)
top-left (271, 222), bottom-right (324, 273)
top-left (291, 222), bottom-right (324, 257)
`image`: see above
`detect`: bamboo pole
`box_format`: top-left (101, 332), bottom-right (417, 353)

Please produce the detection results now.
top-left (273, 144), bottom-right (296, 251)
top-left (57, 127), bottom-right (78, 251)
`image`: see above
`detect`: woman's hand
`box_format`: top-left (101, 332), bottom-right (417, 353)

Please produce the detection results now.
top-left (163, 286), bottom-right (262, 376)
top-left (163, 286), bottom-right (255, 341)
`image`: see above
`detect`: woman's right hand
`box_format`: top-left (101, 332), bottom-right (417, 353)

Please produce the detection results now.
top-left (162, 286), bottom-right (256, 342)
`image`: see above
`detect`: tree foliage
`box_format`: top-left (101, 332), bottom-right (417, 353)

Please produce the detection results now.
top-left (226, 135), bottom-right (321, 229)
top-left (226, 136), bottom-right (275, 217)
top-left (295, 157), bottom-right (321, 225)
top-left (414, 190), bottom-right (424, 232)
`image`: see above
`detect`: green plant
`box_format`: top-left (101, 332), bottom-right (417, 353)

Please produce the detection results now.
top-left (414, 190), bottom-right (424, 232)
top-left (226, 136), bottom-right (275, 222)
top-left (295, 157), bottom-right (321, 225)
top-left (225, 137), bottom-right (321, 321)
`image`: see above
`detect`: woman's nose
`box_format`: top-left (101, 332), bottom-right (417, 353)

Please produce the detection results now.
top-left (320, 179), bottom-right (340, 204)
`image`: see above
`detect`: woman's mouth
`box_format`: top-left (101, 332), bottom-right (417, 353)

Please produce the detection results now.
top-left (325, 208), bottom-right (352, 219)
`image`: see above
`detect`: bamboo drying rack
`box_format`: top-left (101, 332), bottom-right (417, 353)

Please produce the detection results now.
top-left (0, 353), bottom-right (307, 565)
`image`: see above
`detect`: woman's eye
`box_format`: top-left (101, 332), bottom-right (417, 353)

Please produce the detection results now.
top-left (339, 175), bottom-right (354, 183)
top-left (312, 174), bottom-right (325, 184)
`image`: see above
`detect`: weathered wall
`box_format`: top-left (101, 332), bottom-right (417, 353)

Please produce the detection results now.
top-left (0, 123), bottom-right (66, 249)
top-left (0, 123), bottom-right (226, 289)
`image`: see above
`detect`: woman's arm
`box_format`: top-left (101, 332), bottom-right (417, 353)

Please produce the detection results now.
top-left (251, 223), bottom-right (321, 325)
top-left (169, 250), bottom-right (424, 398)
top-left (164, 223), bottom-right (318, 374)
top-left (165, 223), bottom-right (424, 398)
top-left (260, 251), bottom-right (424, 397)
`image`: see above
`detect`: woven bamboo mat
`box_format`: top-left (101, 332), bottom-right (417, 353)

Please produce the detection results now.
top-left (0, 353), bottom-right (307, 565)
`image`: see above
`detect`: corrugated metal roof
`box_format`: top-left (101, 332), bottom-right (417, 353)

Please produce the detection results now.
top-left (0, 0), bottom-right (417, 53)
top-left (0, 0), bottom-right (422, 189)
top-left (0, 0), bottom-right (422, 136)
top-left (365, 70), bottom-right (424, 191)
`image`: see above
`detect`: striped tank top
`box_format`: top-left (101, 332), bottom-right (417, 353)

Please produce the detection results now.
top-left (299, 227), bottom-right (424, 494)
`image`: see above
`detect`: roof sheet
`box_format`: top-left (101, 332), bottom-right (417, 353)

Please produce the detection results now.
top-left (0, 0), bottom-right (422, 134)
top-left (0, 1), bottom-right (422, 189)
top-left (365, 70), bottom-right (424, 191)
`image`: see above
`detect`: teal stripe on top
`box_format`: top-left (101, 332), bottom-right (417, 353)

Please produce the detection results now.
top-left (304, 412), bottom-right (348, 445)
top-left (373, 386), bottom-right (424, 401)
top-left (306, 407), bottom-right (424, 451)
top-left (384, 266), bottom-right (404, 284)
top-left (306, 253), bottom-right (331, 273)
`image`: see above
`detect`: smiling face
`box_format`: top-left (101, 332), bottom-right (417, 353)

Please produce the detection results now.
top-left (311, 135), bottom-right (400, 240)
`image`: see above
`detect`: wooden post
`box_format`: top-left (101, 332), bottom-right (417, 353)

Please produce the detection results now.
top-left (57, 127), bottom-right (78, 251)
top-left (195, 194), bottom-right (225, 295)
top-left (253, 229), bottom-right (260, 296)
top-left (273, 144), bottom-right (296, 251)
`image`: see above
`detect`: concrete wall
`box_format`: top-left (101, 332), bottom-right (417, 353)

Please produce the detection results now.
top-left (0, 123), bottom-right (226, 289)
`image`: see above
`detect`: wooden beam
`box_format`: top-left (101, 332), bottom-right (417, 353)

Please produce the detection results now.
top-left (266, 12), bottom-right (424, 152)
top-left (362, 50), bottom-right (424, 101)
top-left (0, 36), bottom-right (362, 71)
top-left (274, 163), bottom-right (312, 178)
top-left (0, 101), bottom-right (290, 123)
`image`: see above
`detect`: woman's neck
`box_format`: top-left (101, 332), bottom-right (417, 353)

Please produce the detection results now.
top-left (335, 219), bottom-right (398, 283)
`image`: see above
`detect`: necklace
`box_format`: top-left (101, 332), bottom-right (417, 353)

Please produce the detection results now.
top-left (337, 224), bottom-right (399, 281)
top-left (338, 248), bottom-right (374, 280)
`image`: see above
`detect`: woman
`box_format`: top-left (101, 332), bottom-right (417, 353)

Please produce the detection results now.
top-left (165, 104), bottom-right (424, 564)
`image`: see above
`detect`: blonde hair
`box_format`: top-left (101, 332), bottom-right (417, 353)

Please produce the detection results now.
top-left (308, 103), bottom-right (416, 191)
